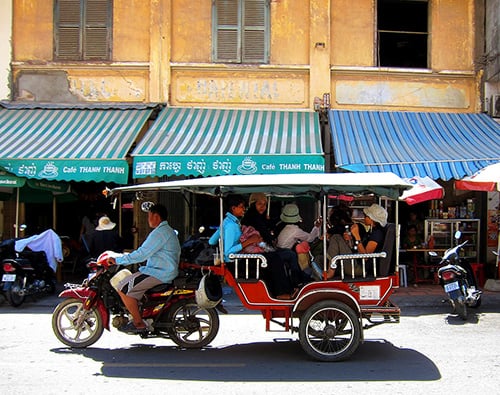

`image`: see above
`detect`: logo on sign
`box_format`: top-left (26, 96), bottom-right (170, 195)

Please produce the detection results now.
top-left (237, 157), bottom-right (257, 174)
top-left (38, 162), bottom-right (59, 179)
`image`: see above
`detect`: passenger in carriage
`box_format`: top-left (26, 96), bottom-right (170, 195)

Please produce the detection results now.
top-left (276, 203), bottom-right (322, 249)
top-left (316, 203), bottom-right (387, 279)
top-left (242, 193), bottom-right (310, 289)
top-left (352, 203), bottom-right (388, 254)
top-left (241, 192), bottom-right (276, 246)
top-left (209, 194), bottom-right (296, 299)
top-left (313, 204), bottom-right (357, 279)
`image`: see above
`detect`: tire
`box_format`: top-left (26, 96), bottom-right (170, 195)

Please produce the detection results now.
top-left (452, 299), bottom-right (468, 320)
top-left (299, 300), bottom-right (361, 362)
top-left (52, 298), bottom-right (104, 348)
top-left (470, 296), bottom-right (482, 308)
top-left (163, 299), bottom-right (219, 348)
top-left (5, 275), bottom-right (26, 307)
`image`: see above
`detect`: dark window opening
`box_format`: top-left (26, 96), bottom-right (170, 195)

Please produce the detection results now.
top-left (377, 0), bottom-right (428, 68)
top-left (54, 0), bottom-right (112, 61)
top-left (212, 0), bottom-right (269, 64)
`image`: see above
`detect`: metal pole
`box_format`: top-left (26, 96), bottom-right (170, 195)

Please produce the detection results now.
top-left (219, 195), bottom-right (224, 263)
top-left (53, 196), bottom-right (57, 230)
top-left (15, 188), bottom-right (19, 238)
top-left (322, 194), bottom-right (327, 273)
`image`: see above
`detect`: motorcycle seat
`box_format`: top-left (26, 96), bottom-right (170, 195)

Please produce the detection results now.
top-left (146, 283), bottom-right (173, 294)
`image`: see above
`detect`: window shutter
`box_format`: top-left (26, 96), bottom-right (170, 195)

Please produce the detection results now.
top-left (213, 0), bottom-right (268, 64)
top-left (55, 0), bottom-right (111, 61)
top-left (83, 0), bottom-right (111, 60)
top-left (242, 0), bottom-right (266, 62)
top-left (56, 0), bottom-right (82, 60)
top-left (215, 0), bottom-right (240, 62)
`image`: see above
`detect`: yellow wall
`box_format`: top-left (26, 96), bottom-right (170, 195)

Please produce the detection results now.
top-left (431, 0), bottom-right (474, 71)
top-left (113, 0), bottom-right (150, 61)
top-left (13, 0), bottom-right (52, 60)
top-left (10, 0), bottom-right (480, 111)
top-left (331, 0), bottom-right (374, 67)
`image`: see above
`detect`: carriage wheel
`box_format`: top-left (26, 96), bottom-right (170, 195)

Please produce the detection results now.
top-left (299, 300), bottom-right (361, 362)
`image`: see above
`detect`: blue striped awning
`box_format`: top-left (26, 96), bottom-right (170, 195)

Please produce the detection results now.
top-left (329, 110), bottom-right (500, 180)
top-left (0, 107), bottom-right (153, 184)
top-left (132, 107), bottom-right (325, 178)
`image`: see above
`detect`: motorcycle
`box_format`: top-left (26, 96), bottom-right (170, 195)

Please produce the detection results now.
top-left (2, 248), bottom-right (56, 307)
top-left (431, 232), bottom-right (482, 320)
top-left (51, 254), bottom-right (221, 349)
top-left (0, 239), bottom-right (17, 302)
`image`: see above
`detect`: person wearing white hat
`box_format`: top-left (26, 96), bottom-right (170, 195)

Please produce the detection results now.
top-left (350, 203), bottom-right (388, 254)
top-left (87, 216), bottom-right (123, 258)
top-left (276, 203), bottom-right (321, 249)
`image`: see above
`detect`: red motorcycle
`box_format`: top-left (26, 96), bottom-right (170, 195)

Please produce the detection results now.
top-left (51, 255), bottom-right (221, 348)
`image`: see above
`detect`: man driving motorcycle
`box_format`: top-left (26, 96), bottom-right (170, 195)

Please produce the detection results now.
top-left (107, 204), bottom-right (181, 333)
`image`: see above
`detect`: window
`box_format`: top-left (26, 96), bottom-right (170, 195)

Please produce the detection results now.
top-left (377, 0), bottom-right (428, 68)
top-left (212, 0), bottom-right (269, 64)
top-left (54, 0), bottom-right (112, 61)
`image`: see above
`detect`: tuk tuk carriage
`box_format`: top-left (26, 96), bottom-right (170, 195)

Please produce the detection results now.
top-left (109, 172), bottom-right (410, 361)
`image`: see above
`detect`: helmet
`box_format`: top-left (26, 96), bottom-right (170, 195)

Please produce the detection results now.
top-left (109, 268), bottom-right (132, 290)
top-left (195, 274), bottom-right (222, 309)
top-left (97, 251), bottom-right (112, 267)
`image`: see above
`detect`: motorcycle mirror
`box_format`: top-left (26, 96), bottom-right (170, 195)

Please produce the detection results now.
top-left (428, 251), bottom-right (438, 257)
top-left (19, 224), bottom-right (27, 231)
top-left (454, 231), bottom-right (461, 240)
top-left (141, 201), bottom-right (155, 212)
top-left (198, 226), bottom-right (205, 234)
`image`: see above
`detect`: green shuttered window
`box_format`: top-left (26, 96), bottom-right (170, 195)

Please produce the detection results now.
top-left (213, 0), bottom-right (269, 64)
top-left (54, 0), bottom-right (112, 61)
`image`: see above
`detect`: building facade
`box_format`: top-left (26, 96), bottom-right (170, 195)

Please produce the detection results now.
top-left (9, 0), bottom-right (487, 112)
top-left (3, 0), bottom-right (500, 269)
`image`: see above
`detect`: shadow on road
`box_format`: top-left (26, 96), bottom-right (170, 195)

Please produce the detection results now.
top-left (51, 338), bottom-right (440, 382)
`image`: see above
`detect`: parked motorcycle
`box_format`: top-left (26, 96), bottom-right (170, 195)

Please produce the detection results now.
top-left (2, 248), bottom-right (57, 307)
top-left (51, 254), bottom-right (221, 349)
top-left (0, 239), bottom-right (17, 302)
top-left (431, 232), bottom-right (482, 320)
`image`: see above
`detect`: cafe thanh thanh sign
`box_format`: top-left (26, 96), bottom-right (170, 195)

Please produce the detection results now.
top-left (131, 107), bottom-right (325, 178)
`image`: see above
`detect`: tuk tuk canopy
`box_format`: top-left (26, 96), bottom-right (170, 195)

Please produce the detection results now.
top-left (110, 172), bottom-right (411, 200)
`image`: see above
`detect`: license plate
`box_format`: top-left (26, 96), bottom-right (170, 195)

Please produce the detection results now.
top-left (444, 281), bottom-right (459, 293)
top-left (2, 274), bottom-right (16, 282)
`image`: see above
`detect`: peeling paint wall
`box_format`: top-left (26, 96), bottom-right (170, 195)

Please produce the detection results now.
top-left (10, 0), bottom-right (482, 112)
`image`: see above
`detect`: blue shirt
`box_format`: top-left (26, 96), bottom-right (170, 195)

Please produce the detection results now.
top-left (209, 212), bottom-right (242, 261)
top-left (116, 221), bottom-right (180, 283)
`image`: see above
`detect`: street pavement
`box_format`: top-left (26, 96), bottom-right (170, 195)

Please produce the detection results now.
top-left (1, 274), bottom-right (500, 395)
top-left (2, 275), bottom-right (500, 311)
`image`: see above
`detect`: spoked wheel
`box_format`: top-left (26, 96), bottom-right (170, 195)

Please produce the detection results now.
top-left (164, 300), bottom-right (219, 348)
top-left (299, 300), bottom-right (361, 362)
top-left (52, 298), bottom-right (104, 348)
top-left (5, 275), bottom-right (26, 307)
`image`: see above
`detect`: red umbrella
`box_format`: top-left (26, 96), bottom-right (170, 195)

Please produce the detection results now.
top-left (400, 176), bottom-right (444, 205)
top-left (455, 163), bottom-right (500, 192)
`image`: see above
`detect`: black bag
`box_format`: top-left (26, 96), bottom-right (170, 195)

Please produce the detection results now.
top-left (195, 246), bottom-right (217, 265)
top-left (181, 239), bottom-right (205, 262)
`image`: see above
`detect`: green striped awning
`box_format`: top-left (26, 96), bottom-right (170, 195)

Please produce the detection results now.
top-left (0, 107), bottom-right (153, 184)
top-left (132, 107), bottom-right (325, 178)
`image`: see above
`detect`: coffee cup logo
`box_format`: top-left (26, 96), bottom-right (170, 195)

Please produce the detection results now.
top-left (237, 157), bottom-right (257, 174)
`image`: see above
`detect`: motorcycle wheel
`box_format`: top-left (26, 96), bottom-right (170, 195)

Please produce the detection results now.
top-left (46, 278), bottom-right (56, 295)
top-left (5, 275), bottom-right (26, 307)
top-left (52, 298), bottom-right (104, 348)
top-left (469, 296), bottom-right (482, 308)
top-left (163, 299), bottom-right (219, 348)
top-left (299, 300), bottom-right (361, 362)
top-left (452, 299), bottom-right (468, 320)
